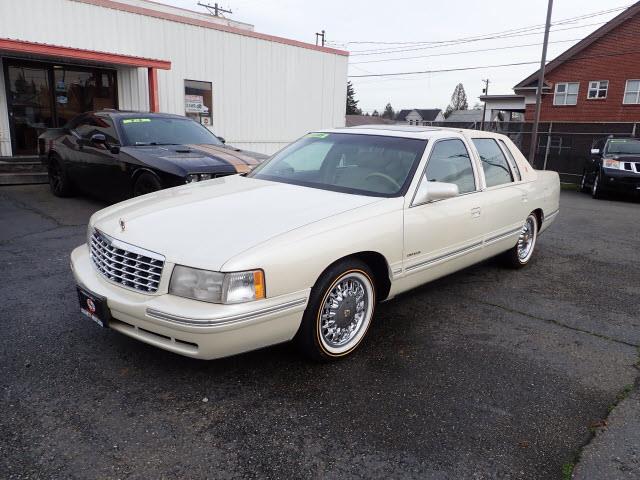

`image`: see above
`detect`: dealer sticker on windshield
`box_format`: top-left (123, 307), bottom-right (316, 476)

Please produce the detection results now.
top-left (122, 118), bottom-right (152, 124)
top-left (306, 132), bottom-right (330, 138)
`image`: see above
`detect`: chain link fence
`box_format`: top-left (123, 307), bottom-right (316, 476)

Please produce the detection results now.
top-left (430, 121), bottom-right (640, 183)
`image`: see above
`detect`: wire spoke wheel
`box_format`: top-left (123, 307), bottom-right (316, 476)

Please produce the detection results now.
top-left (517, 216), bottom-right (537, 263)
top-left (317, 270), bottom-right (374, 356)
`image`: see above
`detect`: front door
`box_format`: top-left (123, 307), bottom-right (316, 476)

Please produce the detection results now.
top-left (403, 138), bottom-right (486, 286)
top-left (4, 63), bottom-right (54, 156)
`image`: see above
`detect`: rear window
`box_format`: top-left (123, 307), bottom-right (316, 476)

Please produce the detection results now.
top-left (472, 138), bottom-right (514, 188)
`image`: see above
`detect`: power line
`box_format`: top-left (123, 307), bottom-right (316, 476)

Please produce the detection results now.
top-left (349, 38), bottom-right (583, 65)
top-left (347, 48), bottom-right (640, 78)
top-left (328, 4), bottom-right (629, 49)
top-left (348, 20), bottom-right (609, 56)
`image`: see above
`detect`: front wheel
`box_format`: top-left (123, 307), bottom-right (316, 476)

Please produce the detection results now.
top-left (133, 172), bottom-right (163, 196)
top-left (592, 172), bottom-right (604, 199)
top-left (294, 259), bottom-right (376, 361)
top-left (579, 171), bottom-right (589, 193)
top-left (502, 213), bottom-right (538, 268)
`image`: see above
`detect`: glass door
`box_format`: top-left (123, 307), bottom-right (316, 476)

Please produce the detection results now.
top-left (5, 63), bottom-right (54, 156)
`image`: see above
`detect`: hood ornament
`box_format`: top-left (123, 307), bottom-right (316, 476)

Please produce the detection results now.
top-left (119, 218), bottom-right (126, 232)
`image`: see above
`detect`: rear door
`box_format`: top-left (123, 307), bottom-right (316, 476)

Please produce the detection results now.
top-left (470, 137), bottom-right (524, 253)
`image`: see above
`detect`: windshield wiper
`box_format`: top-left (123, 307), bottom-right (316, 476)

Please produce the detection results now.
top-left (133, 142), bottom-right (180, 146)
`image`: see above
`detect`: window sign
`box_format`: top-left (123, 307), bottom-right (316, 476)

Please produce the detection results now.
top-left (184, 80), bottom-right (212, 125)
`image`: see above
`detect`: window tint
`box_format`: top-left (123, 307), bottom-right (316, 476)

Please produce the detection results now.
top-left (75, 115), bottom-right (118, 144)
top-left (472, 138), bottom-right (513, 187)
top-left (250, 133), bottom-right (426, 197)
top-left (424, 139), bottom-right (476, 194)
top-left (498, 139), bottom-right (521, 181)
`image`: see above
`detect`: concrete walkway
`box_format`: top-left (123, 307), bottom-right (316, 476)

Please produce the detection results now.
top-left (574, 384), bottom-right (640, 479)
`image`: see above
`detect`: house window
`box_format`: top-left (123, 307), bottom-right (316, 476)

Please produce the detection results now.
top-left (553, 82), bottom-right (579, 105)
top-left (623, 80), bottom-right (640, 104)
top-left (587, 80), bottom-right (608, 99)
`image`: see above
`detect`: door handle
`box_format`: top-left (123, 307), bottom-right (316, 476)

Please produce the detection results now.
top-left (471, 207), bottom-right (481, 218)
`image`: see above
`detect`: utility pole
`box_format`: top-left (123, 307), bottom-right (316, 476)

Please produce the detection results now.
top-left (528, 0), bottom-right (553, 165)
top-left (197, 2), bottom-right (232, 17)
top-left (480, 78), bottom-right (490, 131)
top-left (315, 30), bottom-right (326, 47)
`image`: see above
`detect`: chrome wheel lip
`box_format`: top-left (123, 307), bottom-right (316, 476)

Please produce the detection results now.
top-left (318, 271), bottom-right (374, 355)
top-left (517, 216), bottom-right (537, 263)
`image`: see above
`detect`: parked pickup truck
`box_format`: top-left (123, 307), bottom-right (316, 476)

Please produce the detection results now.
top-left (580, 136), bottom-right (640, 198)
top-left (39, 110), bottom-right (267, 203)
top-left (71, 126), bottom-right (560, 361)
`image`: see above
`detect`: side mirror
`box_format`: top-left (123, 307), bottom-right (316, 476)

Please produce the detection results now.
top-left (90, 133), bottom-right (107, 145)
top-left (217, 136), bottom-right (226, 144)
top-left (590, 148), bottom-right (600, 155)
top-left (412, 180), bottom-right (459, 206)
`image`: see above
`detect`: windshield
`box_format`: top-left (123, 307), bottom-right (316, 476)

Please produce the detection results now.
top-left (118, 117), bottom-right (223, 146)
top-left (248, 133), bottom-right (427, 197)
top-left (605, 138), bottom-right (640, 155)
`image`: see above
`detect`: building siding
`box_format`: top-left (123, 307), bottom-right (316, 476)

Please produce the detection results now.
top-left (0, 0), bottom-right (348, 155)
top-left (524, 12), bottom-right (640, 122)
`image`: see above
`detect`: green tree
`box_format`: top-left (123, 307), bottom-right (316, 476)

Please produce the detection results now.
top-left (444, 83), bottom-right (469, 118)
top-left (371, 109), bottom-right (379, 117)
top-left (381, 103), bottom-right (395, 119)
top-left (346, 81), bottom-right (362, 115)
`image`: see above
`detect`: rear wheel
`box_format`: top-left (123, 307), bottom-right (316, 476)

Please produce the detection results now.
top-left (294, 259), bottom-right (376, 361)
top-left (133, 172), bottom-right (163, 196)
top-left (48, 157), bottom-right (74, 197)
top-left (502, 213), bottom-right (538, 269)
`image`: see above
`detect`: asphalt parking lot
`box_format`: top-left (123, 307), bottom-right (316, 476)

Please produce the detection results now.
top-left (1, 185), bottom-right (639, 479)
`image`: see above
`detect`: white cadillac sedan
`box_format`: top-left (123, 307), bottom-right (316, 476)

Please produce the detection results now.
top-left (71, 126), bottom-right (560, 361)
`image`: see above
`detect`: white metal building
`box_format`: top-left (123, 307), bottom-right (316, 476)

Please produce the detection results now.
top-left (0, 0), bottom-right (349, 157)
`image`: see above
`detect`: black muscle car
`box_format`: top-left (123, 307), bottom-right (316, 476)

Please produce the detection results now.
top-left (580, 136), bottom-right (640, 199)
top-left (38, 111), bottom-right (266, 201)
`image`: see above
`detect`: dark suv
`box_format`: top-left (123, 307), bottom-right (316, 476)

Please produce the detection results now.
top-left (580, 136), bottom-right (640, 199)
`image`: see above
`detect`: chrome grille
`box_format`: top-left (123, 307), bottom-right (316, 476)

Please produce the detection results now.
top-left (90, 230), bottom-right (165, 293)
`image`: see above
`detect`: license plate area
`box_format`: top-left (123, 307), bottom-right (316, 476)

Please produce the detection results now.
top-left (77, 286), bottom-right (111, 328)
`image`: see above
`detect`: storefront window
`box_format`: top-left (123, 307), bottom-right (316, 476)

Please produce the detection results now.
top-left (184, 80), bottom-right (212, 126)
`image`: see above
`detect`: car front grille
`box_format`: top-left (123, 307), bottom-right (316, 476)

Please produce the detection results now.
top-left (89, 230), bottom-right (165, 293)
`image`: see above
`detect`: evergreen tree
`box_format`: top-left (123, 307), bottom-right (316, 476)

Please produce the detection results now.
top-left (346, 81), bottom-right (362, 115)
top-left (381, 103), bottom-right (395, 119)
top-left (444, 83), bottom-right (469, 118)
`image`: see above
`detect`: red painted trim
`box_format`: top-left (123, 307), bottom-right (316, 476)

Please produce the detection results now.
top-left (74, 0), bottom-right (349, 57)
top-left (0, 38), bottom-right (171, 69)
top-left (148, 67), bottom-right (159, 112)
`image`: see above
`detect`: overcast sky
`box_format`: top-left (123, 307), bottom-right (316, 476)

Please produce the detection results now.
top-left (163, 0), bottom-right (632, 114)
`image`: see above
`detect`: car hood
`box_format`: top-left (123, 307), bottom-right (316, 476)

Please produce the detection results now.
top-left (119, 143), bottom-right (260, 174)
top-left (90, 175), bottom-right (382, 271)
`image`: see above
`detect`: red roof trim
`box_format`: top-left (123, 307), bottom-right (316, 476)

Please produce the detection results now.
top-left (75, 0), bottom-right (349, 57)
top-left (0, 38), bottom-right (171, 69)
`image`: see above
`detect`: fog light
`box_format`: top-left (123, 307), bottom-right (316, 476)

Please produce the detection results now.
top-left (185, 174), bottom-right (199, 183)
top-left (200, 173), bottom-right (212, 180)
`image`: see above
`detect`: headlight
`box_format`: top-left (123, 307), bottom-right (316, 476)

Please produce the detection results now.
top-left (185, 174), bottom-right (200, 183)
top-left (603, 159), bottom-right (620, 169)
top-left (87, 224), bottom-right (95, 246)
top-left (169, 266), bottom-right (265, 304)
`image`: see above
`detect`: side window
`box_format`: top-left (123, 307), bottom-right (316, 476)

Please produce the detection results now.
top-left (472, 138), bottom-right (514, 188)
top-left (75, 115), bottom-right (118, 144)
top-left (74, 117), bottom-right (98, 138)
top-left (498, 139), bottom-right (521, 181)
top-left (424, 139), bottom-right (476, 194)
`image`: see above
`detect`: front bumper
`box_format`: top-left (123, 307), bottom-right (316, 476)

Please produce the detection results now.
top-left (71, 245), bottom-right (309, 359)
top-left (601, 168), bottom-right (640, 194)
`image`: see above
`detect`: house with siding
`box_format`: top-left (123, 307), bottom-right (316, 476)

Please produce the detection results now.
top-left (395, 109), bottom-right (444, 125)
